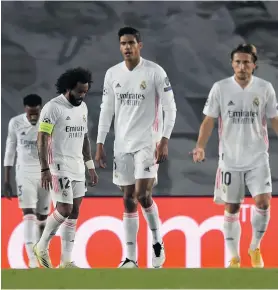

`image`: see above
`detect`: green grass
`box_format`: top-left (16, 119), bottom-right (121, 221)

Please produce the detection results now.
top-left (2, 268), bottom-right (278, 289)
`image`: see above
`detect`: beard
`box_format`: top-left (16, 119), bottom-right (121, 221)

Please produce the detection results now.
top-left (69, 92), bottom-right (83, 106)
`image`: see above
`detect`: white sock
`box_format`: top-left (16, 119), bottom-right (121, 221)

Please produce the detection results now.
top-left (142, 201), bottom-right (162, 244)
top-left (37, 220), bottom-right (47, 241)
top-left (250, 206), bottom-right (270, 250)
top-left (223, 211), bottom-right (241, 259)
top-left (123, 212), bottom-right (139, 262)
top-left (37, 210), bottom-right (66, 250)
top-left (60, 219), bottom-right (77, 264)
top-left (23, 214), bottom-right (38, 261)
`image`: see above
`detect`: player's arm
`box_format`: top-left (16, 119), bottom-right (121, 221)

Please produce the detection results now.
top-left (96, 70), bottom-right (115, 145)
top-left (3, 119), bottom-right (17, 198)
top-left (95, 70), bottom-right (115, 168)
top-left (155, 67), bottom-right (177, 142)
top-left (194, 83), bottom-right (220, 162)
top-left (266, 83), bottom-right (278, 135)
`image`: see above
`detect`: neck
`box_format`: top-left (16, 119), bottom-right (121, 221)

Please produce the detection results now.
top-left (125, 57), bottom-right (140, 71)
top-left (234, 75), bottom-right (252, 89)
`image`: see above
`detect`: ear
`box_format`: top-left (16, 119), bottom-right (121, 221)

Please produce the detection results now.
top-left (139, 42), bottom-right (143, 50)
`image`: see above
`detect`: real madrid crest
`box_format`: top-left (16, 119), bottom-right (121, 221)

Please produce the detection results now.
top-left (253, 97), bottom-right (259, 107)
top-left (140, 81), bottom-right (147, 90)
top-left (83, 115), bottom-right (87, 122)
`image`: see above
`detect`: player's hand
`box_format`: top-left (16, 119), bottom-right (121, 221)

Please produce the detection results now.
top-left (192, 147), bottom-right (205, 163)
top-left (41, 169), bottom-right (52, 191)
top-left (3, 181), bottom-right (13, 200)
top-left (155, 138), bottom-right (168, 164)
top-left (95, 143), bottom-right (107, 168)
top-left (88, 169), bottom-right (98, 186)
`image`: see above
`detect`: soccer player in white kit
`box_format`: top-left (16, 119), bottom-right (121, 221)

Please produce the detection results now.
top-left (95, 27), bottom-right (177, 268)
top-left (193, 44), bottom-right (278, 268)
top-left (3, 94), bottom-right (51, 268)
top-left (33, 68), bottom-right (98, 268)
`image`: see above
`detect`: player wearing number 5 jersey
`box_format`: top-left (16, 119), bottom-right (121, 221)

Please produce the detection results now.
top-left (33, 68), bottom-right (98, 268)
top-left (193, 44), bottom-right (278, 268)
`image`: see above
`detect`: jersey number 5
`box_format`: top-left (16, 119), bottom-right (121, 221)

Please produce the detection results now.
top-left (58, 177), bottom-right (70, 190)
top-left (221, 171), bottom-right (231, 186)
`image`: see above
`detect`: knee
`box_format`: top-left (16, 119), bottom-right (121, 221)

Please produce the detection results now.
top-left (123, 194), bottom-right (137, 213)
top-left (255, 194), bottom-right (271, 210)
top-left (56, 202), bottom-right (73, 218)
top-left (225, 203), bottom-right (241, 214)
top-left (137, 190), bottom-right (152, 208)
top-left (36, 214), bottom-right (48, 221)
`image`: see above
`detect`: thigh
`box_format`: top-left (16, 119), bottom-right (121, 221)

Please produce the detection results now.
top-left (51, 174), bottom-right (74, 205)
top-left (37, 184), bottom-right (51, 215)
top-left (246, 164), bottom-right (272, 197)
top-left (134, 146), bottom-right (158, 180)
top-left (16, 175), bottom-right (38, 209)
top-left (213, 167), bottom-right (245, 204)
top-left (72, 180), bottom-right (87, 199)
top-left (113, 152), bottom-right (135, 186)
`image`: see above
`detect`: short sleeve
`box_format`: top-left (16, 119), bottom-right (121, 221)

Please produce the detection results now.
top-left (39, 102), bottom-right (61, 135)
top-left (265, 83), bottom-right (278, 119)
top-left (203, 83), bottom-right (220, 118)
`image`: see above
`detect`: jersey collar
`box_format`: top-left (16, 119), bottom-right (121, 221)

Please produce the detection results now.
top-left (232, 74), bottom-right (254, 90)
top-left (123, 57), bottom-right (143, 72)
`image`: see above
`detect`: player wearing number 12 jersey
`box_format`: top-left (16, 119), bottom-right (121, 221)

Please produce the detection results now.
top-left (33, 68), bottom-right (98, 268)
top-left (193, 44), bottom-right (278, 268)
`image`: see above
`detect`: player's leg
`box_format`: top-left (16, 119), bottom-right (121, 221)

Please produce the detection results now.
top-left (60, 180), bottom-right (86, 268)
top-left (36, 184), bottom-right (51, 240)
top-left (215, 168), bottom-right (244, 268)
top-left (246, 164), bottom-right (272, 268)
top-left (134, 146), bottom-right (165, 268)
top-left (16, 176), bottom-right (39, 268)
top-left (34, 175), bottom-right (73, 268)
top-left (113, 153), bottom-right (139, 268)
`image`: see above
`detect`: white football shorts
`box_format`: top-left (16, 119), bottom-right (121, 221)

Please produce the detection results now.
top-left (15, 174), bottom-right (51, 215)
top-left (214, 163), bottom-right (272, 204)
top-left (113, 145), bottom-right (159, 186)
top-left (51, 174), bottom-right (87, 205)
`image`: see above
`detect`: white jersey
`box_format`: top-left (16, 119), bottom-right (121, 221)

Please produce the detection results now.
top-left (39, 95), bottom-right (88, 181)
top-left (97, 57), bottom-right (177, 153)
top-left (4, 113), bottom-right (40, 177)
top-left (203, 76), bottom-right (278, 171)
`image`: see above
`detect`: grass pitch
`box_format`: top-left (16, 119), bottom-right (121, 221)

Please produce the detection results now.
top-left (2, 268), bottom-right (278, 289)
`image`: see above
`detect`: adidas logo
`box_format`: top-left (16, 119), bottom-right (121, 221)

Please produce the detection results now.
top-left (66, 116), bottom-right (71, 120)
top-left (116, 83), bottom-right (121, 88)
top-left (228, 101), bottom-right (235, 106)
top-left (265, 181), bottom-right (270, 186)
top-left (21, 132), bottom-right (26, 135)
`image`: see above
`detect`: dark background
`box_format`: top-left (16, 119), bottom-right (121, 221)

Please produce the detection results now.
top-left (1, 1), bottom-right (278, 196)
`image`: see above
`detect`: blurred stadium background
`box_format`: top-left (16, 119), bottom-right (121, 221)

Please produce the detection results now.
top-left (1, 1), bottom-right (278, 269)
top-left (1, 1), bottom-right (278, 197)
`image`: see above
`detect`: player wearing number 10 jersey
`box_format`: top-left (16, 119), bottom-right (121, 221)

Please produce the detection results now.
top-left (33, 68), bottom-right (98, 268)
top-left (193, 44), bottom-right (278, 268)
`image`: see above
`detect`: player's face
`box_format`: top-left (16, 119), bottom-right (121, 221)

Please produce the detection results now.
top-left (69, 82), bottom-right (89, 106)
top-left (25, 105), bottom-right (41, 125)
top-left (232, 53), bottom-right (256, 81)
top-left (120, 35), bottom-right (142, 62)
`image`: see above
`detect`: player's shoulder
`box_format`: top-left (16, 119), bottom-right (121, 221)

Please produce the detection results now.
top-left (43, 95), bottom-right (64, 111)
top-left (214, 76), bottom-right (234, 88)
top-left (106, 62), bottom-right (125, 76)
top-left (142, 58), bottom-right (166, 73)
top-left (252, 76), bottom-right (273, 88)
top-left (9, 113), bottom-right (25, 128)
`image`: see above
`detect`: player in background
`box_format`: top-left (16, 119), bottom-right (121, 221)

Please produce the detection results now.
top-left (3, 94), bottom-right (51, 268)
top-left (33, 68), bottom-right (98, 268)
top-left (193, 44), bottom-right (278, 268)
top-left (95, 27), bottom-right (177, 268)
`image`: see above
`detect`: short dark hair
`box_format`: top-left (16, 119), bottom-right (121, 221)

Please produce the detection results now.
top-left (231, 44), bottom-right (258, 63)
top-left (55, 67), bottom-right (93, 94)
top-left (23, 94), bottom-right (42, 107)
top-left (118, 27), bottom-right (141, 43)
